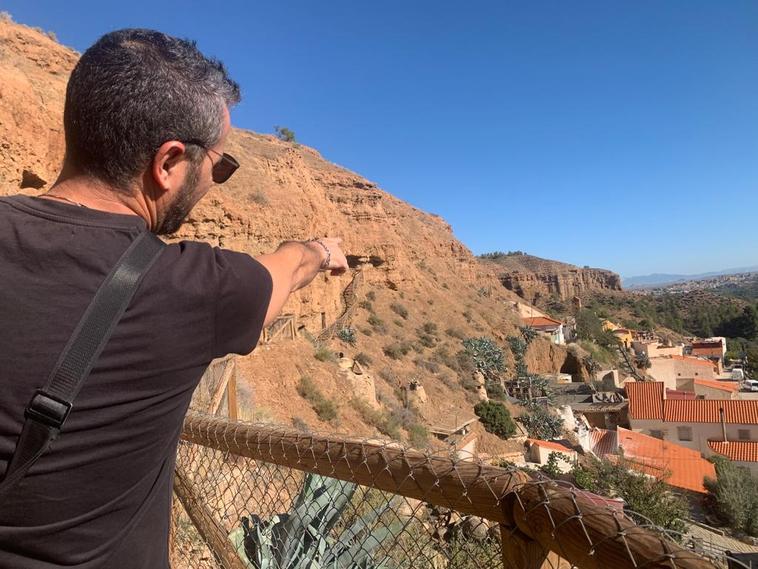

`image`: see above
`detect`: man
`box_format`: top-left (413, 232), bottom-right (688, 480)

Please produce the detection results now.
top-left (0, 29), bottom-right (348, 568)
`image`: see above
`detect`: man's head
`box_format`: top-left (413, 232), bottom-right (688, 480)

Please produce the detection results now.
top-left (63, 29), bottom-right (240, 233)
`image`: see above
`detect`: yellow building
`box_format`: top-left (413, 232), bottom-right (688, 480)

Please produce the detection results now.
top-left (602, 320), bottom-right (633, 349)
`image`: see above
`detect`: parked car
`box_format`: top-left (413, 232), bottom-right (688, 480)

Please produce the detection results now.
top-left (743, 379), bottom-right (758, 392)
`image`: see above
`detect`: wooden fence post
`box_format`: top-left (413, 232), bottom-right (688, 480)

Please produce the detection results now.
top-left (226, 373), bottom-right (237, 421)
top-left (173, 467), bottom-right (246, 569)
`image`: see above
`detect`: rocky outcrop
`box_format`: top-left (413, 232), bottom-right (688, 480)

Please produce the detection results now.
top-left (481, 254), bottom-right (621, 305)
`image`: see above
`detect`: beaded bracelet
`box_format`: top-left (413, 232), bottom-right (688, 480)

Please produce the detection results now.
top-left (306, 238), bottom-right (331, 270)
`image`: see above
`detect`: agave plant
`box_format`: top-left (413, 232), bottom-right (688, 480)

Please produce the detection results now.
top-left (229, 473), bottom-right (403, 569)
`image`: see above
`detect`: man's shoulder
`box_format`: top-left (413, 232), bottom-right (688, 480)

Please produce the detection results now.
top-left (154, 240), bottom-right (267, 289)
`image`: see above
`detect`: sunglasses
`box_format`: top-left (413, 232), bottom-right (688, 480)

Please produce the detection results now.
top-left (182, 139), bottom-right (240, 184)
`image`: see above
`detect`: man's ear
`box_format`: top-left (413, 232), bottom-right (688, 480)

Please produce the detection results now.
top-left (151, 141), bottom-right (188, 192)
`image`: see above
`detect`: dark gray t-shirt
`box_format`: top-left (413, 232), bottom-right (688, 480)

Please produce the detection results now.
top-left (0, 195), bottom-right (272, 569)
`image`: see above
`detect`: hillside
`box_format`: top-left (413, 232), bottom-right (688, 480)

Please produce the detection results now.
top-left (0, 18), bottom-right (570, 454)
top-left (479, 252), bottom-right (622, 307)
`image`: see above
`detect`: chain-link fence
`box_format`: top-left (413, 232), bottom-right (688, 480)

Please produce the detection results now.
top-left (167, 410), bottom-right (755, 569)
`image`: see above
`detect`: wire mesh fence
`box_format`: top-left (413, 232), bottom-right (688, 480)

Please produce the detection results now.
top-left (167, 410), bottom-right (755, 569)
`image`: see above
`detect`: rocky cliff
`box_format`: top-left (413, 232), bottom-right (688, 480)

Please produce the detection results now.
top-left (481, 253), bottom-right (622, 306)
top-left (0, 18), bottom-right (570, 451)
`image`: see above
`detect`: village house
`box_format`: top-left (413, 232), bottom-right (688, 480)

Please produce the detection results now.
top-left (571, 392), bottom-right (628, 430)
top-left (583, 426), bottom-right (716, 494)
top-left (631, 340), bottom-right (684, 358)
top-left (525, 438), bottom-right (577, 473)
top-left (646, 355), bottom-right (718, 391)
top-left (625, 382), bottom-right (758, 464)
top-left (690, 337), bottom-right (727, 362)
top-left (693, 378), bottom-right (740, 400)
top-left (521, 316), bottom-right (565, 345)
top-left (429, 416), bottom-right (480, 461)
top-left (602, 320), bottom-right (633, 349)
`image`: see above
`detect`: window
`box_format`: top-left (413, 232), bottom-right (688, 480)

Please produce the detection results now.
top-left (738, 429), bottom-right (751, 441)
top-left (677, 426), bottom-right (693, 442)
top-left (650, 430), bottom-right (664, 440)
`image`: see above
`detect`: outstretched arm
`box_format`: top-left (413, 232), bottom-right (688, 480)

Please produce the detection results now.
top-left (255, 238), bottom-right (348, 327)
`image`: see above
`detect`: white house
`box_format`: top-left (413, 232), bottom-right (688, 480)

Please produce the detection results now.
top-left (521, 316), bottom-right (565, 345)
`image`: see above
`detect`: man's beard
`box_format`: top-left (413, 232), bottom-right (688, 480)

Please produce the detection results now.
top-left (155, 163), bottom-right (202, 235)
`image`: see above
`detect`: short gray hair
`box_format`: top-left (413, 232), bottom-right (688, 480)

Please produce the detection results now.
top-left (64, 29), bottom-right (240, 192)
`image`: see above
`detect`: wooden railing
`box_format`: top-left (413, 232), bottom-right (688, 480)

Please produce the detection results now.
top-left (172, 412), bottom-right (720, 569)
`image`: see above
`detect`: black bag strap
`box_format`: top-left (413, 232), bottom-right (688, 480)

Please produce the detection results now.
top-left (0, 231), bottom-right (165, 499)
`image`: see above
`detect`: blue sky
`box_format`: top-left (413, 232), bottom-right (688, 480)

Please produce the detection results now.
top-left (3, 1), bottom-right (757, 277)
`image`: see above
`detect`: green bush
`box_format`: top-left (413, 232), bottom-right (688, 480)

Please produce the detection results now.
top-left (463, 337), bottom-right (505, 379)
top-left (297, 377), bottom-right (338, 423)
top-left (336, 327), bottom-right (357, 345)
top-left (274, 125), bottom-right (296, 142)
top-left (704, 456), bottom-right (758, 536)
top-left (366, 290), bottom-right (376, 301)
top-left (517, 407), bottom-right (562, 440)
top-left (540, 452), bottom-right (564, 478)
top-left (358, 300), bottom-right (373, 311)
top-left (390, 302), bottom-right (409, 319)
top-left (519, 326), bottom-right (539, 344)
top-left (571, 458), bottom-right (688, 533)
top-left (474, 401), bottom-right (516, 439)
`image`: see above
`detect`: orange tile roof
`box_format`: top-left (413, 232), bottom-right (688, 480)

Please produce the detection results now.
top-left (664, 399), bottom-right (758, 424)
top-left (625, 382), bottom-right (664, 420)
top-left (694, 379), bottom-right (739, 393)
top-left (669, 355), bottom-right (714, 367)
top-left (708, 440), bottom-right (758, 462)
top-left (522, 316), bottom-right (562, 328)
top-left (616, 428), bottom-right (716, 493)
top-left (527, 438), bottom-right (575, 454)
top-left (588, 428), bottom-right (617, 456)
top-left (627, 382), bottom-right (758, 424)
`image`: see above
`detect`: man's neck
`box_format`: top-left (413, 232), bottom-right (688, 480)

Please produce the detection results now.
top-left (40, 174), bottom-right (154, 227)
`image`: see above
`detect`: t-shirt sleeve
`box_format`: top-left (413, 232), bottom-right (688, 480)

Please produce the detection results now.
top-left (212, 248), bottom-right (273, 359)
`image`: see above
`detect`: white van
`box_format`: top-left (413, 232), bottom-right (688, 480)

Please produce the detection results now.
top-left (743, 379), bottom-right (758, 392)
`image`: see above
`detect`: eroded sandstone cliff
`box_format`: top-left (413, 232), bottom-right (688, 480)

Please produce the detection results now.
top-left (481, 253), bottom-right (622, 306)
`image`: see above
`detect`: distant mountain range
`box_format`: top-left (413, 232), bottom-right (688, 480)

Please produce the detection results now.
top-left (624, 266), bottom-right (758, 289)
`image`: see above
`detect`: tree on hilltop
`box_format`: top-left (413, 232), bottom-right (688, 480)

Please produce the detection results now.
top-left (274, 125), bottom-right (296, 143)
